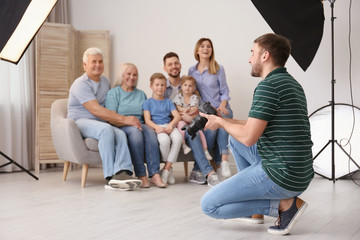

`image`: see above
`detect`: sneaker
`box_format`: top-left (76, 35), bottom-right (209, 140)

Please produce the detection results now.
top-left (105, 179), bottom-right (124, 191)
top-left (204, 150), bottom-right (212, 160)
top-left (189, 170), bottom-right (206, 184)
top-left (160, 168), bottom-right (170, 184)
top-left (231, 214), bottom-right (265, 224)
top-left (182, 143), bottom-right (192, 155)
top-left (168, 167), bottom-right (175, 185)
top-left (207, 172), bottom-right (220, 187)
top-left (221, 161), bottom-right (231, 178)
top-left (108, 171), bottom-right (142, 191)
top-left (268, 197), bottom-right (308, 235)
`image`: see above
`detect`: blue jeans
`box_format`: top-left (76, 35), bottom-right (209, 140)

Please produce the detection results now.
top-left (185, 131), bottom-right (214, 176)
top-left (214, 107), bottom-right (233, 166)
top-left (193, 107), bottom-right (233, 170)
top-left (201, 136), bottom-right (303, 219)
top-left (120, 124), bottom-right (160, 177)
top-left (76, 118), bottom-right (133, 179)
top-left (192, 129), bottom-right (217, 172)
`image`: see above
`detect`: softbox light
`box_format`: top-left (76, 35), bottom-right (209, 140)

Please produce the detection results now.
top-left (251, 0), bottom-right (325, 71)
top-left (310, 104), bottom-right (360, 179)
top-left (0, 0), bottom-right (58, 64)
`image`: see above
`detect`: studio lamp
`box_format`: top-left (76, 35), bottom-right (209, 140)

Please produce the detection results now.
top-left (0, 0), bottom-right (58, 180)
top-left (0, 0), bottom-right (58, 64)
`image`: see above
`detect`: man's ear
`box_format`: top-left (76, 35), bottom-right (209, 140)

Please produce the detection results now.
top-left (262, 51), bottom-right (270, 62)
top-left (83, 62), bottom-right (87, 71)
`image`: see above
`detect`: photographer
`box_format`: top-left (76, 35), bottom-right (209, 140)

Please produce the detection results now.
top-left (200, 33), bottom-right (314, 235)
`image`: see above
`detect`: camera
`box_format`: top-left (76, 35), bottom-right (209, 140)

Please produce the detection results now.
top-left (181, 101), bottom-right (217, 139)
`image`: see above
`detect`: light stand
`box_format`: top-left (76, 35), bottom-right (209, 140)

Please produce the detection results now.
top-left (312, 0), bottom-right (360, 182)
top-left (0, 151), bottom-right (38, 180)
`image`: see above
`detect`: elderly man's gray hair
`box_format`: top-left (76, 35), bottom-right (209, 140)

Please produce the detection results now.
top-left (83, 47), bottom-right (104, 63)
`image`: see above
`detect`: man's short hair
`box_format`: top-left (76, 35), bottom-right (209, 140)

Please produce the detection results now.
top-left (83, 47), bottom-right (104, 63)
top-left (163, 52), bottom-right (179, 64)
top-left (254, 33), bottom-right (291, 67)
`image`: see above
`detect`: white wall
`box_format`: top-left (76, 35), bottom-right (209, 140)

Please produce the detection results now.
top-left (68, 0), bottom-right (360, 119)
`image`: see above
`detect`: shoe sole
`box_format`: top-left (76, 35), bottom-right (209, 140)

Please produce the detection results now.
top-left (104, 185), bottom-right (132, 191)
top-left (108, 179), bottom-right (142, 191)
top-left (189, 179), bottom-right (206, 185)
top-left (230, 218), bottom-right (264, 224)
top-left (267, 201), bottom-right (308, 235)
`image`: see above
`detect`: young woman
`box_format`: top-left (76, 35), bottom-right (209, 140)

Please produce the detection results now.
top-left (188, 38), bottom-right (233, 178)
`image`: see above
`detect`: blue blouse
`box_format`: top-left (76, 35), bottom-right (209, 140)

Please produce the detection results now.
top-left (188, 64), bottom-right (231, 108)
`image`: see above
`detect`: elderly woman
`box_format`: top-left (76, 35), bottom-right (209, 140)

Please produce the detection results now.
top-left (105, 63), bottom-right (166, 188)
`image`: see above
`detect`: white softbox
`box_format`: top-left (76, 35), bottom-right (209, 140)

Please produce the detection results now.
top-left (310, 104), bottom-right (360, 179)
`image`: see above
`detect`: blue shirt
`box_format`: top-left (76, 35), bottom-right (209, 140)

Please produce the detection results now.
top-left (164, 78), bottom-right (181, 101)
top-left (142, 97), bottom-right (176, 125)
top-left (188, 64), bottom-right (231, 108)
top-left (67, 73), bottom-right (110, 121)
top-left (105, 86), bottom-right (147, 123)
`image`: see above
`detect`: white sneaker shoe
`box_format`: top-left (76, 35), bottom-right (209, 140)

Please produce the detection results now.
top-left (168, 167), bottom-right (175, 185)
top-left (204, 150), bottom-right (212, 160)
top-left (160, 169), bottom-right (169, 184)
top-left (182, 143), bottom-right (191, 155)
top-left (221, 161), bottom-right (231, 178)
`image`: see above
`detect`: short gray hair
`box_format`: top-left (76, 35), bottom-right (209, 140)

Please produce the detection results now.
top-left (83, 47), bottom-right (104, 63)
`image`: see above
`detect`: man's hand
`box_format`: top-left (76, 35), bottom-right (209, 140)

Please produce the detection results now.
top-left (199, 112), bottom-right (221, 130)
top-left (123, 116), bottom-right (142, 130)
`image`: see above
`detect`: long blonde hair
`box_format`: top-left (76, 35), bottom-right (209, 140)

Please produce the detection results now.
top-left (113, 63), bottom-right (138, 87)
top-left (194, 38), bottom-right (220, 74)
top-left (179, 75), bottom-right (200, 97)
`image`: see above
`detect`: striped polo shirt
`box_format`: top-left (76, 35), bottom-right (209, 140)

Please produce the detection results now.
top-left (249, 67), bottom-right (314, 192)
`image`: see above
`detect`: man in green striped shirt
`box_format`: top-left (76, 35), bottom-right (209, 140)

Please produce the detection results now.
top-left (200, 33), bottom-right (314, 236)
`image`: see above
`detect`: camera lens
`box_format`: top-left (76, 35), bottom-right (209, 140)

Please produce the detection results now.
top-left (186, 116), bottom-right (208, 139)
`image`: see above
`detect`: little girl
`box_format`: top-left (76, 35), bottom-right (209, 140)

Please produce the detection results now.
top-left (173, 75), bottom-right (212, 161)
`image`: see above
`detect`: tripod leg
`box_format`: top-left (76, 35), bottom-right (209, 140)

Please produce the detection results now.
top-left (0, 151), bottom-right (39, 180)
top-left (334, 142), bottom-right (360, 180)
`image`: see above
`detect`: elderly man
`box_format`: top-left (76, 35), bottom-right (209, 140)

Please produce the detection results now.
top-left (67, 47), bottom-right (141, 190)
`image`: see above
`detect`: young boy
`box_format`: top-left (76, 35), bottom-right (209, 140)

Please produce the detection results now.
top-left (143, 73), bottom-right (182, 185)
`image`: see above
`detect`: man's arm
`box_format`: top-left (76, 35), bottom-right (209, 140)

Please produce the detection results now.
top-left (200, 112), bottom-right (267, 147)
top-left (83, 100), bottom-right (141, 128)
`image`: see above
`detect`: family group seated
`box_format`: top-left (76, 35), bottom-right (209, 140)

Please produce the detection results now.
top-left (67, 38), bottom-right (233, 190)
top-left (67, 32), bottom-right (314, 235)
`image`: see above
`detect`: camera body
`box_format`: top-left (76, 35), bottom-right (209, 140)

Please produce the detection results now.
top-left (181, 101), bottom-right (217, 139)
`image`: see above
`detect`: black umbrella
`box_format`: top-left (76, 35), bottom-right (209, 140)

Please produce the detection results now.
top-left (251, 0), bottom-right (325, 71)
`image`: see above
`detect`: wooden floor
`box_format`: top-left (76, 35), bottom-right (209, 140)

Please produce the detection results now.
top-left (1, 158), bottom-right (360, 240)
